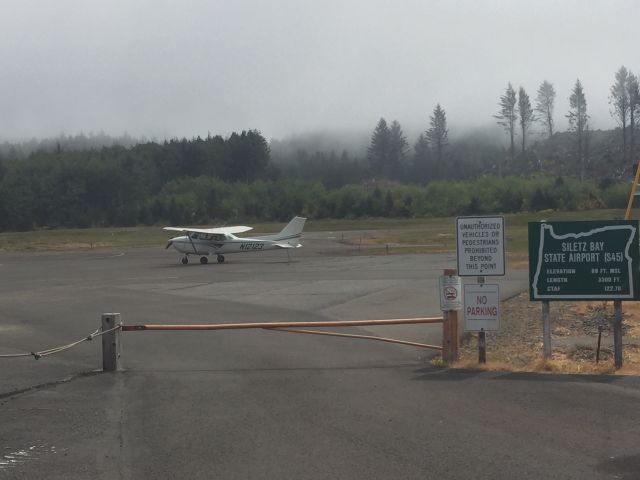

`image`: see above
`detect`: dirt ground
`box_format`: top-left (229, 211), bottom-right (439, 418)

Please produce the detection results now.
top-left (456, 293), bottom-right (640, 375)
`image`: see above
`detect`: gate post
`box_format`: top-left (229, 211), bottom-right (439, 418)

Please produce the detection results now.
top-left (442, 309), bottom-right (459, 363)
top-left (101, 313), bottom-right (121, 372)
top-left (441, 268), bottom-right (459, 364)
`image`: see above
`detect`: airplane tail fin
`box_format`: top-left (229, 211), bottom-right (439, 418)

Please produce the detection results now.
top-left (271, 216), bottom-right (307, 247)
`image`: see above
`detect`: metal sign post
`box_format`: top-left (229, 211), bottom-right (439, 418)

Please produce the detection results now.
top-left (614, 301), bottom-right (623, 368)
top-left (542, 300), bottom-right (551, 359)
top-left (478, 329), bottom-right (486, 364)
top-left (477, 275), bottom-right (487, 363)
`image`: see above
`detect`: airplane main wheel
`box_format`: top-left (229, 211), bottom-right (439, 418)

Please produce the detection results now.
top-left (181, 256), bottom-right (189, 264)
top-left (217, 255), bottom-right (225, 263)
top-left (200, 256), bottom-right (208, 265)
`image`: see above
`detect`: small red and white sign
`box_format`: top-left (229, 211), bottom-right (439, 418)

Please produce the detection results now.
top-left (463, 283), bottom-right (500, 331)
top-left (439, 275), bottom-right (462, 310)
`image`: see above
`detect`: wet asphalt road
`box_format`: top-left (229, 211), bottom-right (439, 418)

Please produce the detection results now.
top-left (1, 234), bottom-right (639, 479)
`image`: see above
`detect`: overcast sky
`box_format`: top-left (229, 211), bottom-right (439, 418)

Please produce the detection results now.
top-left (1, 0), bottom-right (637, 143)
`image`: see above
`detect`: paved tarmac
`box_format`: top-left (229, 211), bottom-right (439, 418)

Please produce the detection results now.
top-left (1, 233), bottom-right (639, 479)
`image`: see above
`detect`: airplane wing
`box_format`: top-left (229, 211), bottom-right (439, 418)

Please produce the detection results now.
top-left (163, 226), bottom-right (253, 234)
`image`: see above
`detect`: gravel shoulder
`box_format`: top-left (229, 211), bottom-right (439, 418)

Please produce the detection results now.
top-left (457, 292), bottom-right (640, 374)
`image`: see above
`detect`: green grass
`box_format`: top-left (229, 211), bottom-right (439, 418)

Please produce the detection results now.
top-left (0, 209), bottom-right (630, 254)
top-left (338, 209), bottom-right (628, 257)
top-left (0, 226), bottom-right (167, 252)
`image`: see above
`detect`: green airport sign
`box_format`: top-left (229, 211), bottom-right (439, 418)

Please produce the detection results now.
top-left (528, 220), bottom-right (640, 301)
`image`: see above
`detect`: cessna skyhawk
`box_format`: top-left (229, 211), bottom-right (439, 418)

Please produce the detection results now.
top-left (164, 216), bottom-right (306, 264)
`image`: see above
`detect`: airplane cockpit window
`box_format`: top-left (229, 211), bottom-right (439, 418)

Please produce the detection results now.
top-left (190, 233), bottom-right (215, 240)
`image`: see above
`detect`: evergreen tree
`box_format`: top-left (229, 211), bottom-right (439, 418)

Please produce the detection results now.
top-left (426, 104), bottom-right (448, 168)
top-left (494, 83), bottom-right (518, 166)
top-left (567, 79), bottom-right (589, 181)
top-left (627, 72), bottom-right (640, 165)
top-left (388, 120), bottom-right (408, 179)
top-left (412, 133), bottom-right (432, 182)
top-left (367, 118), bottom-right (407, 179)
top-left (367, 118), bottom-right (390, 179)
top-left (610, 66), bottom-right (630, 163)
top-left (517, 87), bottom-right (536, 154)
top-left (535, 80), bottom-right (556, 139)
top-left (225, 130), bottom-right (270, 183)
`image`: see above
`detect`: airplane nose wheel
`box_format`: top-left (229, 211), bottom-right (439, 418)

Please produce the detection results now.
top-left (200, 256), bottom-right (209, 265)
top-left (181, 256), bottom-right (189, 264)
top-left (217, 255), bottom-right (225, 263)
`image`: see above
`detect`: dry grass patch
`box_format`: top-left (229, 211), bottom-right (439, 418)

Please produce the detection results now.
top-left (456, 292), bottom-right (640, 375)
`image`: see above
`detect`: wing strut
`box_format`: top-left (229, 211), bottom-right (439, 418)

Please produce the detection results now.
top-left (187, 235), bottom-right (198, 254)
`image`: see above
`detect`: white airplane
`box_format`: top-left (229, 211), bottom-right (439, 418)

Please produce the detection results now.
top-left (164, 216), bottom-right (307, 264)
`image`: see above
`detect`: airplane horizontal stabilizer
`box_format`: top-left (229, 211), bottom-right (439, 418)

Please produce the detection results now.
top-left (274, 242), bottom-right (302, 249)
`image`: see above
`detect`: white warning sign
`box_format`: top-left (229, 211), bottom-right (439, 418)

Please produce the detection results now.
top-left (463, 283), bottom-right (500, 332)
top-left (439, 274), bottom-right (462, 310)
top-left (456, 216), bottom-right (505, 276)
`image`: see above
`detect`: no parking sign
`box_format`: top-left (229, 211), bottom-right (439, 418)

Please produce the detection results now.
top-left (463, 283), bottom-right (500, 331)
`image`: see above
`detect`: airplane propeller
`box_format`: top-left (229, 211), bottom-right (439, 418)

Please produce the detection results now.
top-left (165, 241), bottom-right (173, 249)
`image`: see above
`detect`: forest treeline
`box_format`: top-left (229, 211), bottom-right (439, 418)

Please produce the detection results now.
top-left (1, 66), bottom-right (638, 231)
top-left (0, 130), bottom-right (629, 231)
top-left (276, 66), bottom-right (640, 184)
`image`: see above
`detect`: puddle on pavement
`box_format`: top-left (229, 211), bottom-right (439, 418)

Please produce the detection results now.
top-left (0, 445), bottom-right (59, 470)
